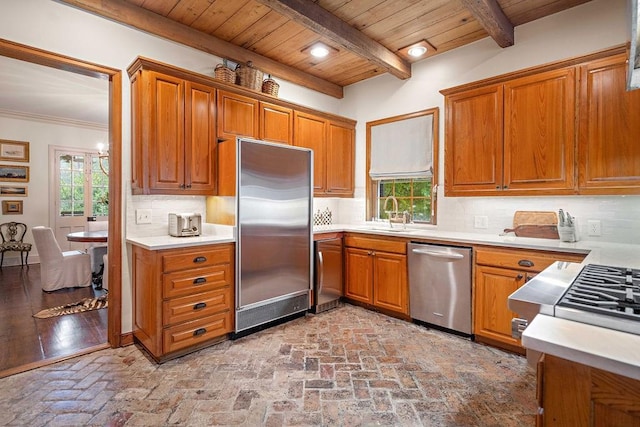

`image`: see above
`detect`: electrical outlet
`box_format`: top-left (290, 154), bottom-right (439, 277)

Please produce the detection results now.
top-left (474, 215), bottom-right (489, 229)
top-left (587, 220), bottom-right (601, 236)
top-left (136, 209), bottom-right (152, 224)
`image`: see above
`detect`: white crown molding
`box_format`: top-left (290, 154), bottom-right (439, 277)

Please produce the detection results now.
top-left (0, 108), bottom-right (108, 131)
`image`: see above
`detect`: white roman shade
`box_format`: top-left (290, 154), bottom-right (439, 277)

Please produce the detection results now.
top-left (369, 114), bottom-right (433, 180)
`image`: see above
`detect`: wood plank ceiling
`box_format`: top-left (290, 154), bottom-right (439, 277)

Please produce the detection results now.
top-left (60, 0), bottom-right (592, 98)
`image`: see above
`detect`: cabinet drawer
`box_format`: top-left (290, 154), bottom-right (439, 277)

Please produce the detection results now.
top-left (475, 247), bottom-right (585, 273)
top-left (162, 244), bottom-right (233, 273)
top-left (163, 264), bottom-right (231, 299)
top-left (163, 311), bottom-right (232, 354)
top-left (163, 287), bottom-right (232, 326)
top-left (344, 235), bottom-right (406, 254)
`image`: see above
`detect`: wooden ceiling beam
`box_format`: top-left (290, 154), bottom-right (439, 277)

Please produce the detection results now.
top-left (255, 0), bottom-right (411, 80)
top-left (459, 0), bottom-right (514, 48)
top-left (56, 0), bottom-right (344, 98)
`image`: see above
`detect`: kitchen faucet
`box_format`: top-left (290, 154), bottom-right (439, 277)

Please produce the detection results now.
top-left (383, 195), bottom-right (408, 228)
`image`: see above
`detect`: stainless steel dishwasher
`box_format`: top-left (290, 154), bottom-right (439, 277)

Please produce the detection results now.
top-left (408, 242), bottom-right (472, 335)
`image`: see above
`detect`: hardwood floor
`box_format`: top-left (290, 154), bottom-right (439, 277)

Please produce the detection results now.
top-left (0, 264), bottom-right (107, 376)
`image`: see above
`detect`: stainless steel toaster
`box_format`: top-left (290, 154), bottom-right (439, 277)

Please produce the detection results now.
top-left (168, 213), bottom-right (201, 237)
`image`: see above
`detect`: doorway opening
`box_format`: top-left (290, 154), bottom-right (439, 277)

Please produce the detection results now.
top-left (0, 38), bottom-right (122, 378)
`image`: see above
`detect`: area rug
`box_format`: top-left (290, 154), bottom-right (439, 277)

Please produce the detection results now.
top-left (33, 293), bottom-right (108, 319)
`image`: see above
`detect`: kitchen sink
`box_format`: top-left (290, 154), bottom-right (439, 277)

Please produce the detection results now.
top-left (359, 226), bottom-right (419, 233)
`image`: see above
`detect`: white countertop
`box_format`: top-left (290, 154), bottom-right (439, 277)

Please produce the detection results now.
top-left (126, 224), bottom-right (235, 250)
top-left (126, 221), bottom-right (640, 267)
top-left (522, 314), bottom-right (640, 381)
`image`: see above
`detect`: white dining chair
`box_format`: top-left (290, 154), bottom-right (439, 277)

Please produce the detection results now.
top-left (31, 226), bottom-right (92, 292)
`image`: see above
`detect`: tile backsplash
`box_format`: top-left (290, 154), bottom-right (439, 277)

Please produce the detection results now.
top-left (331, 193), bottom-right (640, 244)
top-left (128, 191), bottom-right (640, 245)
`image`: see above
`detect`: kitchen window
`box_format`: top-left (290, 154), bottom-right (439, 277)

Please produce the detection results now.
top-left (366, 108), bottom-right (439, 224)
top-left (377, 178), bottom-right (432, 222)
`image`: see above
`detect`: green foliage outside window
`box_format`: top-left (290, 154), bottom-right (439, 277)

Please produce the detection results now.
top-left (58, 154), bottom-right (109, 217)
top-left (377, 178), bottom-right (432, 223)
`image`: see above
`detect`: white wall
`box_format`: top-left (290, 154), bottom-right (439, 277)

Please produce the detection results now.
top-left (339, 0), bottom-right (640, 244)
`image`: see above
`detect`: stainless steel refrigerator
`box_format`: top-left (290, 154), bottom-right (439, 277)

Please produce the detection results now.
top-left (235, 138), bottom-right (313, 334)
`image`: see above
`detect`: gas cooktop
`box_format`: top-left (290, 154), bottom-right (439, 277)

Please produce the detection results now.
top-left (555, 264), bottom-right (640, 336)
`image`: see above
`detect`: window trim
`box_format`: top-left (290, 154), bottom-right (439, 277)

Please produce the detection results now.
top-left (366, 107), bottom-right (439, 224)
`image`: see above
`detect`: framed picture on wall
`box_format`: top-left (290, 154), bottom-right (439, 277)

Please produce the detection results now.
top-left (0, 185), bottom-right (27, 196)
top-left (0, 165), bottom-right (29, 182)
top-left (2, 200), bottom-right (23, 215)
top-left (0, 140), bottom-right (29, 162)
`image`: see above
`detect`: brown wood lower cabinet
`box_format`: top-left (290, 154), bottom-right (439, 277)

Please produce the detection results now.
top-left (344, 234), bottom-right (408, 316)
top-left (132, 243), bottom-right (234, 362)
top-left (473, 247), bottom-right (585, 353)
top-left (539, 354), bottom-right (640, 426)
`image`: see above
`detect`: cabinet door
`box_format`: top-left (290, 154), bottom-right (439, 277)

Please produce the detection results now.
top-left (444, 85), bottom-right (503, 195)
top-left (217, 90), bottom-right (259, 140)
top-left (503, 68), bottom-right (575, 192)
top-left (185, 82), bottom-right (217, 194)
top-left (294, 111), bottom-right (327, 193)
top-left (344, 247), bottom-right (373, 304)
top-left (474, 264), bottom-right (525, 348)
top-left (326, 121), bottom-right (354, 196)
top-left (217, 90), bottom-right (259, 196)
top-left (541, 355), bottom-right (591, 427)
top-left (372, 252), bottom-right (407, 314)
top-left (148, 71), bottom-right (185, 192)
top-left (260, 102), bottom-right (293, 145)
top-left (578, 54), bottom-right (640, 193)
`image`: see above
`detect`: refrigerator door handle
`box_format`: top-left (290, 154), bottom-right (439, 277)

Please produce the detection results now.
top-left (411, 248), bottom-right (464, 260)
top-left (317, 251), bottom-right (324, 295)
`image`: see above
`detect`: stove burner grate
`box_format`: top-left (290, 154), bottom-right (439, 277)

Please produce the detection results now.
top-left (557, 264), bottom-right (640, 322)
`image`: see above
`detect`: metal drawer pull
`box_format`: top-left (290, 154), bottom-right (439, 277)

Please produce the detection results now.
top-left (411, 249), bottom-right (464, 260)
top-left (518, 259), bottom-right (534, 267)
top-left (193, 328), bottom-right (207, 336)
top-left (193, 256), bottom-right (207, 263)
top-left (193, 302), bottom-right (207, 310)
top-left (193, 277), bottom-right (207, 285)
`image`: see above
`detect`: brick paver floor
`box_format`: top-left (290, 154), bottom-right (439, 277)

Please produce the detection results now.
top-left (0, 304), bottom-right (536, 426)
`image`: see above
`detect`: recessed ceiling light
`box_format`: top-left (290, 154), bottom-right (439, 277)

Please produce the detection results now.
top-left (309, 44), bottom-right (330, 58)
top-left (407, 46), bottom-right (427, 57)
top-left (398, 40), bottom-right (437, 62)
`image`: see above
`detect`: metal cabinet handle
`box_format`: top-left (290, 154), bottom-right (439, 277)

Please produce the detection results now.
top-left (193, 256), bottom-right (207, 263)
top-left (193, 328), bottom-right (207, 336)
top-left (518, 259), bottom-right (534, 267)
top-left (317, 251), bottom-right (324, 295)
top-left (411, 248), bottom-right (464, 260)
top-left (193, 302), bottom-right (207, 310)
top-left (193, 277), bottom-right (207, 285)
top-left (516, 274), bottom-right (524, 280)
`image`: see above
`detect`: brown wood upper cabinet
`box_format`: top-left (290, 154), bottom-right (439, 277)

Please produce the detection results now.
top-left (444, 68), bottom-right (575, 196)
top-left (216, 90), bottom-right (259, 196)
top-left (443, 47), bottom-right (640, 197)
top-left (578, 53), bottom-right (640, 194)
top-left (129, 57), bottom-right (356, 198)
top-left (294, 111), bottom-right (354, 197)
top-left (130, 68), bottom-right (217, 195)
top-left (260, 102), bottom-right (293, 145)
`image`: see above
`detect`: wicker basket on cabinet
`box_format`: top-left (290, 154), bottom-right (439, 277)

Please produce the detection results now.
top-left (214, 62), bottom-right (236, 84)
top-left (235, 61), bottom-right (264, 91)
top-left (262, 75), bottom-right (280, 97)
